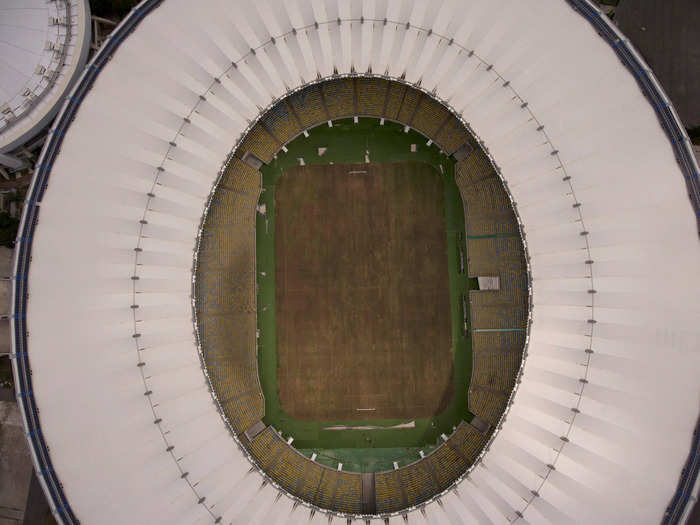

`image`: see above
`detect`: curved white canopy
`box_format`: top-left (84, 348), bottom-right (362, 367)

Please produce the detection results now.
top-left (14, 0), bottom-right (700, 523)
top-left (0, 0), bottom-right (90, 153)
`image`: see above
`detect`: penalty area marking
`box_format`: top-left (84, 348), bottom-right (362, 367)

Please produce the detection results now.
top-left (348, 170), bottom-right (367, 175)
top-left (356, 407), bottom-right (376, 411)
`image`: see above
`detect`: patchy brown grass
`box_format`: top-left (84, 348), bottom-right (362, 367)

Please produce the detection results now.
top-left (275, 162), bottom-right (453, 420)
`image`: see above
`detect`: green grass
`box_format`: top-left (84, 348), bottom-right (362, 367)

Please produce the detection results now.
top-left (255, 118), bottom-right (478, 472)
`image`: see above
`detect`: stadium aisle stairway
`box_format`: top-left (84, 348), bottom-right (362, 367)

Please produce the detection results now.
top-left (384, 81), bottom-right (407, 121)
top-left (396, 87), bottom-right (421, 125)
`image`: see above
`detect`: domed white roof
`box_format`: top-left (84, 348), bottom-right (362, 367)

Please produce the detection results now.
top-left (11, 0), bottom-right (700, 523)
top-left (0, 0), bottom-right (90, 153)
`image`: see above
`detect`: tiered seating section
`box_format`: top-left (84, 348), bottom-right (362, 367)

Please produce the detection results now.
top-left (260, 100), bottom-right (302, 146)
top-left (237, 123), bottom-right (279, 164)
top-left (239, 410), bottom-right (497, 516)
top-left (437, 116), bottom-right (472, 155)
top-left (384, 81), bottom-right (407, 120)
top-left (234, 78), bottom-right (473, 161)
top-left (356, 77), bottom-right (389, 117)
top-left (455, 148), bottom-right (528, 428)
top-left (375, 422), bottom-right (490, 514)
top-left (471, 334), bottom-right (522, 392)
top-left (248, 427), bottom-right (363, 515)
top-left (195, 77), bottom-right (529, 516)
top-left (396, 86), bottom-right (421, 124)
top-left (321, 78), bottom-right (355, 119)
top-left (447, 421), bottom-right (490, 466)
top-left (468, 332), bottom-right (524, 426)
top-left (195, 158), bottom-right (264, 435)
top-left (411, 96), bottom-right (451, 139)
top-left (456, 144), bottom-right (496, 186)
top-left (288, 84), bottom-right (327, 129)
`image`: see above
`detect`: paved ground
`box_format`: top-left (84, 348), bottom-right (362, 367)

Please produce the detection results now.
top-left (0, 399), bottom-right (32, 525)
top-left (616, 0), bottom-right (700, 129)
top-left (22, 471), bottom-right (55, 525)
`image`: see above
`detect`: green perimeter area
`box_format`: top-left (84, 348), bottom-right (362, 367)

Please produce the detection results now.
top-left (255, 118), bottom-right (478, 472)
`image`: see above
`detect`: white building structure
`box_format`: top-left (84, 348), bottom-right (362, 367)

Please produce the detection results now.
top-left (0, 0), bottom-right (91, 167)
top-left (10, 0), bottom-right (700, 524)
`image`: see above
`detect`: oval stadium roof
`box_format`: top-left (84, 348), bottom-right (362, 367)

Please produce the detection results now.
top-left (11, 0), bottom-right (700, 523)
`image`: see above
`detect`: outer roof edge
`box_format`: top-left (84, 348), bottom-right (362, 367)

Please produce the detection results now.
top-left (562, 3), bottom-right (700, 522)
top-left (9, 1), bottom-right (163, 523)
top-left (564, 0), bottom-right (700, 237)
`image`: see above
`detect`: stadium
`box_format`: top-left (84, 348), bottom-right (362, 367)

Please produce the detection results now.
top-left (10, 0), bottom-right (700, 524)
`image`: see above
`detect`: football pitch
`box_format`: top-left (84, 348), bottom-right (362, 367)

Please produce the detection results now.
top-left (255, 118), bottom-right (478, 472)
top-left (275, 162), bottom-right (453, 421)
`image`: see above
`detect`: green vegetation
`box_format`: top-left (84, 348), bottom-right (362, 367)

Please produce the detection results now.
top-left (0, 212), bottom-right (19, 248)
top-left (688, 126), bottom-right (700, 145)
top-left (255, 118), bottom-right (477, 472)
top-left (0, 356), bottom-right (13, 390)
top-left (0, 189), bottom-right (24, 248)
top-left (89, 0), bottom-right (140, 19)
